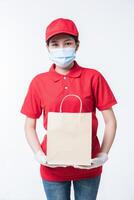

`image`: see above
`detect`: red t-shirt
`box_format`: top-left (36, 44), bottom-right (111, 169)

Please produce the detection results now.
top-left (20, 60), bottom-right (117, 181)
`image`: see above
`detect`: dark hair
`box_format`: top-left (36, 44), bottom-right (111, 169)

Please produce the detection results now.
top-left (46, 35), bottom-right (79, 46)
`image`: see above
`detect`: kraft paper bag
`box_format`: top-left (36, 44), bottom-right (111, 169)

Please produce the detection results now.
top-left (46, 94), bottom-right (92, 167)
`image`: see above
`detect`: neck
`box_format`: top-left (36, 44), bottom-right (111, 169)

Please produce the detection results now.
top-left (55, 61), bottom-right (74, 75)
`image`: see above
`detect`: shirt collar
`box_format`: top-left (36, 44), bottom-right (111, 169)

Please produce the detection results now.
top-left (48, 60), bottom-right (82, 82)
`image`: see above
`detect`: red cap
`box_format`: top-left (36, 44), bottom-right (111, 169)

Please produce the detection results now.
top-left (45, 18), bottom-right (79, 42)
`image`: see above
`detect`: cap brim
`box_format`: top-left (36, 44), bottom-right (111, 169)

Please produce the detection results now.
top-left (46, 31), bottom-right (78, 41)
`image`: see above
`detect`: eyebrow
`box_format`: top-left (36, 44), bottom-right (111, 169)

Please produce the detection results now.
top-left (50, 38), bottom-right (74, 43)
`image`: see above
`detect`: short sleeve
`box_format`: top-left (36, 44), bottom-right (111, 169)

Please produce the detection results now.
top-left (20, 78), bottom-right (42, 118)
top-left (92, 71), bottom-right (118, 111)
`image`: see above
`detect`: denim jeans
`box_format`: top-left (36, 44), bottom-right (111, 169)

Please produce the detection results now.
top-left (42, 175), bottom-right (101, 200)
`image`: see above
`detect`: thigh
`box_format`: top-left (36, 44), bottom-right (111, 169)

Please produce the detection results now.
top-left (73, 175), bottom-right (101, 200)
top-left (42, 179), bottom-right (71, 200)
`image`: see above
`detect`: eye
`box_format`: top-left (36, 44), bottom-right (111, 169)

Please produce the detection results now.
top-left (51, 43), bottom-right (58, 46)
top-left (49, 43), bottom-right (59, 47)
top-left (65, 42), bottom-right (72, 46)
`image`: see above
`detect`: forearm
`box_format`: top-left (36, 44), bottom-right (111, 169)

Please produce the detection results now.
top-left (100, 118), bottom-right (117, 154)
top-left (24, 127), bottom-right (42, 154)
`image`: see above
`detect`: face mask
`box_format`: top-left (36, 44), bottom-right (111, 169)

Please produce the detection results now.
top-left (48, 47), bottom-right (76, 68)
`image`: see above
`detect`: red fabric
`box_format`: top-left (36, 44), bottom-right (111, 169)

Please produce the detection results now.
top-left (20, 60), bottom-right (117, 181)
top-left (45, 18), bottom-right (79, 41)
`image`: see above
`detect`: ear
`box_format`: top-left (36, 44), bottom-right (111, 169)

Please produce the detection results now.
top-left (76, 41), bottom-right (80, 51)
top-left (46, 44), bottom-right (50, 52)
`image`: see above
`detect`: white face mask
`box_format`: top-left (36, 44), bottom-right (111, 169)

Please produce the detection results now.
top-left (48, 47), bottom-right (76, 68)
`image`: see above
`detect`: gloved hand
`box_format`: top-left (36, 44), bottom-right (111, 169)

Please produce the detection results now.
top-left (34, 150), bottom-right (67, 168)
top-left (34, 150), bottom-right (47, 165)
top-left (91, 152), bottom-right (108, 166)
top-left (73, 152), bottom-right (108, 169)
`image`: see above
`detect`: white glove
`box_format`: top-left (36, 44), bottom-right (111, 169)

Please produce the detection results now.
top-left (34, 150), bottom-right (47, 165)
top-left (91, 152), bottom-right (108, 166)
top-left (34, 150), bottom-right (67, 168)
top-left (73, 152), bottom-right (108, 169)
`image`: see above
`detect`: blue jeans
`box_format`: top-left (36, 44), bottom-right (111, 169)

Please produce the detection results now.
top-left (42, 175), bottom-right (101, 200)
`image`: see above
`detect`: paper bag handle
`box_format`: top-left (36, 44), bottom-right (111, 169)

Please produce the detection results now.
top-left (59, 94), bottom-right (82, 113)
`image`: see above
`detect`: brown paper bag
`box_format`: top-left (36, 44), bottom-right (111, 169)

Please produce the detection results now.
top-left (46, 94), bottom-right (92, 167)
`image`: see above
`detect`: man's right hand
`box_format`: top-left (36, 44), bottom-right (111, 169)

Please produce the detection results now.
top-left (34, 150), bottom-right (47, 165)
top-left (34, 150), bottom-right (66, 168)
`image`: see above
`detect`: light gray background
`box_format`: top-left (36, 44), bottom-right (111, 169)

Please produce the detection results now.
top-left (1, 0), bottom-right (134, 199)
